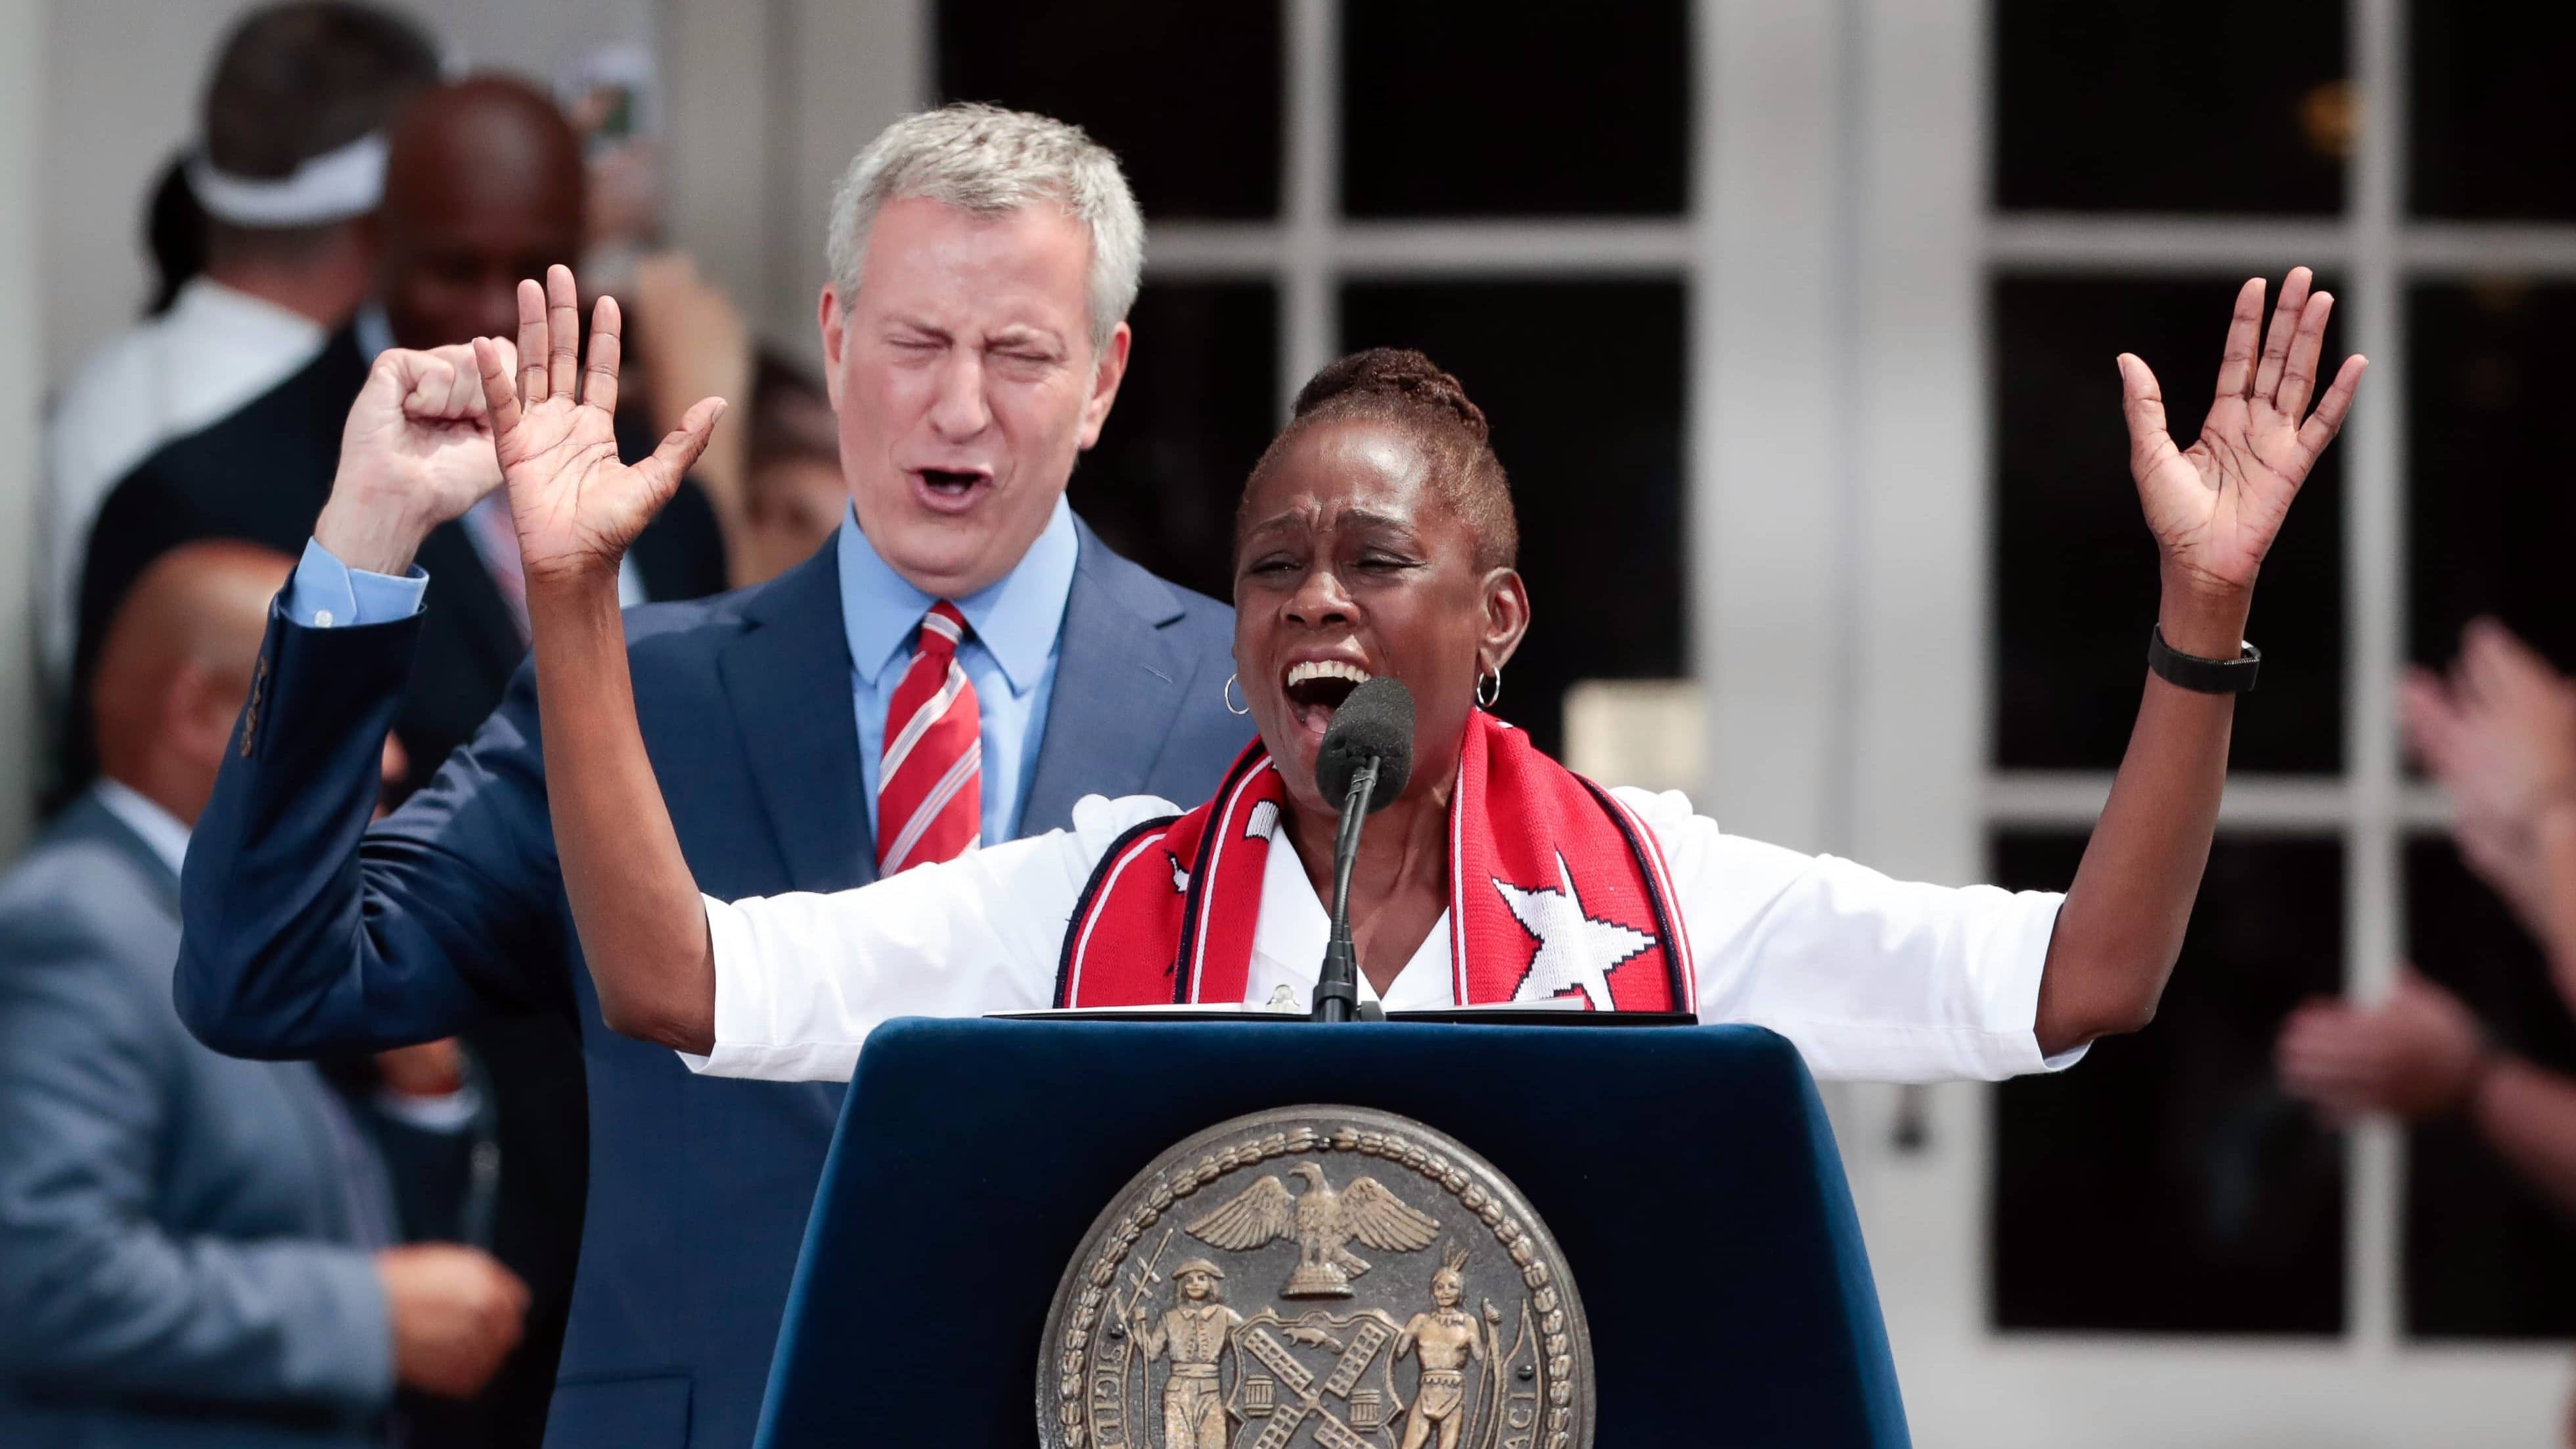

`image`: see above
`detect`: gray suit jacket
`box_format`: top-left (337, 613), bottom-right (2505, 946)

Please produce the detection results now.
top-left (0, 790), bottom-right (394, 1446)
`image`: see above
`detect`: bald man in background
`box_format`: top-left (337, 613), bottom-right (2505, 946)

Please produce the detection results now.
top-left (76, 77), bottom-right (724, 1446)
top-left (0, 543), bottom-right (526, 1448)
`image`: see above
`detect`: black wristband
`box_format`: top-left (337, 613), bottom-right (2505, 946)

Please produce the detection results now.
top-left (2148, 625), bottom-right (2259, 694)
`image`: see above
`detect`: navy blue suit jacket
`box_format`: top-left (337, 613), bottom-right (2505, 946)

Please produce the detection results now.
top-left (175, 524), bottom-right (1250, 1448)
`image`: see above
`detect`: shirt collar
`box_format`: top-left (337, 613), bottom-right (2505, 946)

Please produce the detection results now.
top-left (351, 303), bottom-right (395, 362)
top-left (91, 779), bottom-right (191, 878)
top-left (835, 495), bottom-right (1079, 696)
top-left (171, 277), bottom-right (329, 346)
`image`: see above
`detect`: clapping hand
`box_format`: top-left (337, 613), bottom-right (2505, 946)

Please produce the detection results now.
top-left (470, 264), bottom-right (726, 590)
top-left (2118, 268), bottom-right (2367, 635)
top-left (312, 338), bottom-right (518, 575)
top-left (2277, 969), bottom-right (2489, 1124)
top-left (2402, 619), bottom-right (2576, 932)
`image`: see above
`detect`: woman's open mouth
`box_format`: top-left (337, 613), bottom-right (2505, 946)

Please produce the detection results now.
top-left (1282, 659), bottom-right (1371, 736)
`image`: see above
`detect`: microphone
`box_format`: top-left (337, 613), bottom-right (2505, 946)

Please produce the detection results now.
top-left (1311, 678), bottom-right (1414, 1022)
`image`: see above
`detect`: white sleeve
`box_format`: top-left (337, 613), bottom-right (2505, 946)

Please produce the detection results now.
top-left (1616, 787), bottom-right (2077, 1083)
top-left (682, 793), bottom-right (1182, 1081)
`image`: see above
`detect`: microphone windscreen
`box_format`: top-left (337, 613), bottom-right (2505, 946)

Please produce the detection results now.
top-left (1315, 678), bottom-right (1415, 812)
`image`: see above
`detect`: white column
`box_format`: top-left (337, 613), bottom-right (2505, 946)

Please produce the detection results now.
top-left (661, 0), bottom-right (929, 368)
top-left (661, 0), bottom-right (775, 336)
top-left (1280, 0), bottom-right (1337, 417)
top-left (1694, 0), bottom-right (1849, 856)
top-left (0, 0), bottom-right (42, 852)
top-left (2343, 0), bottom-right (2407, 1360)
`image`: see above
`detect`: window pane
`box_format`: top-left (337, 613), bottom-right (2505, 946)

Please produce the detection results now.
top-left (2408, 1), bottom-right (2576, 220)
top-left (2404, 836), bottom-right (2576, 1338)
top-left (1993, 0), bottom-right (2347, 215)
top-left (1993, 275), bottom-right (2346, 772)
top-left (1341, 1), bottom-right (1686, 218)
top-left (1991, 832), bottom-right (2345, 1333)
top-left (936, 0), bottom-right (1282, 219)
top-left (1073, 282), bottom-right (1278, 603)
top-left (2407, 281), bottom-right (2576, 672)
top-left (1339, 281), bottom-right (1685, 758)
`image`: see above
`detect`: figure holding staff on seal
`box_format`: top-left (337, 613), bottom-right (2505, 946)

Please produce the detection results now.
top-left (1131, 1259), bottom-right (1240, 1449)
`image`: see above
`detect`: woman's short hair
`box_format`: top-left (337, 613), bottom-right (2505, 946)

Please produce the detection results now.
top-left (824, 103), bottom-right (1143, 357)
top-left (1249, 348), bottom-right (1520, 572)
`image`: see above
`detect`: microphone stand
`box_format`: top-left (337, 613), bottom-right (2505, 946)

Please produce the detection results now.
top-left (1311, 756), bottom-right (1380, 1023)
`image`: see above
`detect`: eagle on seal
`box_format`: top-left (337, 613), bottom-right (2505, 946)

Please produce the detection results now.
top-left (1185, 1162), bottom-right (1441, 1298)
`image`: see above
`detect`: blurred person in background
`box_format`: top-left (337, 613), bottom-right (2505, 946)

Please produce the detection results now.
top-left (79, 75), bottom-right (727, 800)
top-left (2279, 620), bottom-right (2576, 1213)
top-left (734, 349), bottom-right (857, 585)
top-left (40, 3), bottom-right (441, 704)
top-left (629, 250), bottom-right (844, 586)
top-left (79, 76), bottom-right (727, 1447)
top-left (143, 154), bottom-right (212, 319)
top-left (2278, 619), bottom-right (2576, 1444)
top-left (0, 542), bottom-right (525, 1448)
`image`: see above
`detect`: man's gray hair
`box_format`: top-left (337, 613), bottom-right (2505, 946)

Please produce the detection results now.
top-left (825, 103), bottom-right (1144, 355)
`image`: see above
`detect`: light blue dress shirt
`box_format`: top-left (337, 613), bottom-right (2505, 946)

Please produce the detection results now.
top-left (281, 494), bottom-right (1079, 846)
top-left (839, 497), bottom-right (1076, 845)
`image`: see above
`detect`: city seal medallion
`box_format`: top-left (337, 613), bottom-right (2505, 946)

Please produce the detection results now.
top-left (1039, 1105), bottom-right (1592, 1449)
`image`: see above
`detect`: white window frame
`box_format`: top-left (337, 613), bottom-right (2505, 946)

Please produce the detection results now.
top-left (1840, 0), bottom-right (2576, 1441)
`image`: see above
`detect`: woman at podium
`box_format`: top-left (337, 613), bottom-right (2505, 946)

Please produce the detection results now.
top-left (474, 266), bottom-right (2363, 1086)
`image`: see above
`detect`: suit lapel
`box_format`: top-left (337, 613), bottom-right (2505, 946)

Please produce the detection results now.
top-left (717, 544), bottom-right (873, 890)
top-left (1022, 522), bottom-right (1194, 833)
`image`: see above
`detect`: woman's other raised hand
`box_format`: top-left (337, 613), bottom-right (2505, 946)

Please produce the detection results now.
top-left (2116, 267), bottom-right (2368, 649)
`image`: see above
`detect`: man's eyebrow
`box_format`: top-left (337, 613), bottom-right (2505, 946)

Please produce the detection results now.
top-left (987, 323), bottom-right (1066, 350)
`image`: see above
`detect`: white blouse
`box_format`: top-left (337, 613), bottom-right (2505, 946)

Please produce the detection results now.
top-left (687, 787), bottom-right (2081, 1086)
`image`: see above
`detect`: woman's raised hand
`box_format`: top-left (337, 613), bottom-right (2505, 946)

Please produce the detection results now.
top-left (2117, 267), bottom-right (2368, 607)
top-left (470, 264), bottom-right (726, 589)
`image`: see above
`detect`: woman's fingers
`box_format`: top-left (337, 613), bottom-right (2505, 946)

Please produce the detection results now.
top-left (2253, 267), bottom-right (2311, 405)
top-left (2276, 287), bottom-right (2332, 422)
top-left (583, 296), bottom-right (623, 415)
top-left (2116, 353), bottom-right (2179, 478)
top-left (2293, 354), bottom-right (2366, 463)
top-left (546, 264), bottom-right (582, 403)
top-left (472, 336), bottom-right (523, 439)
top-left (637, 396), bottom-right (729, 499)
top-left (514, 279), bottom-right (549, 409)
top-left (2213, 275), bottom-right (2267, 402)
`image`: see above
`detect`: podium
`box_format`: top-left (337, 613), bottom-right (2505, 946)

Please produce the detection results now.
top-left (752, 1017), bottom-right (1907, 1448)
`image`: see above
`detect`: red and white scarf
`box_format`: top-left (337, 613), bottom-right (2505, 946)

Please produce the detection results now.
top-left (1054, 711), bottom-right (1696, 1012)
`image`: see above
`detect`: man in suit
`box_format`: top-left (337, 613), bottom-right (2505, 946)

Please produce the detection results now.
top-left (81, 82), bottom-right (729, 1445)
top-left (0, 542), bottom-right (528, 1447)
top-left (176, 104), bottom-right (1252, 1447)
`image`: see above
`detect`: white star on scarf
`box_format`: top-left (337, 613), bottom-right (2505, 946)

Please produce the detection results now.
top-left (1494, 852), bottom-right (1655, 1009)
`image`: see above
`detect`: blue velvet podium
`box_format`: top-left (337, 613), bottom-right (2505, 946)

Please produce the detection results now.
top-left (751, 1017), bottom-right (1906, 1448)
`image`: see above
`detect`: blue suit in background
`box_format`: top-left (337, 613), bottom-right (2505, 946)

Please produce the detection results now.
top-left (0, 791), bottom-right (395, 1448)
top-left (175, 520), bottom-right (1249, 1449)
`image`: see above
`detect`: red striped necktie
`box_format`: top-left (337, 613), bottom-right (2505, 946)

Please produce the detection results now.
top-left (876, 601), bottom-right (982, 874)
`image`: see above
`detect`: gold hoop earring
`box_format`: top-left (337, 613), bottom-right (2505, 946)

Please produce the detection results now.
top-left (1476, 666), bottom-right (1502, 709)
top-left (1223, 673), bottom-right (1252, 716)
